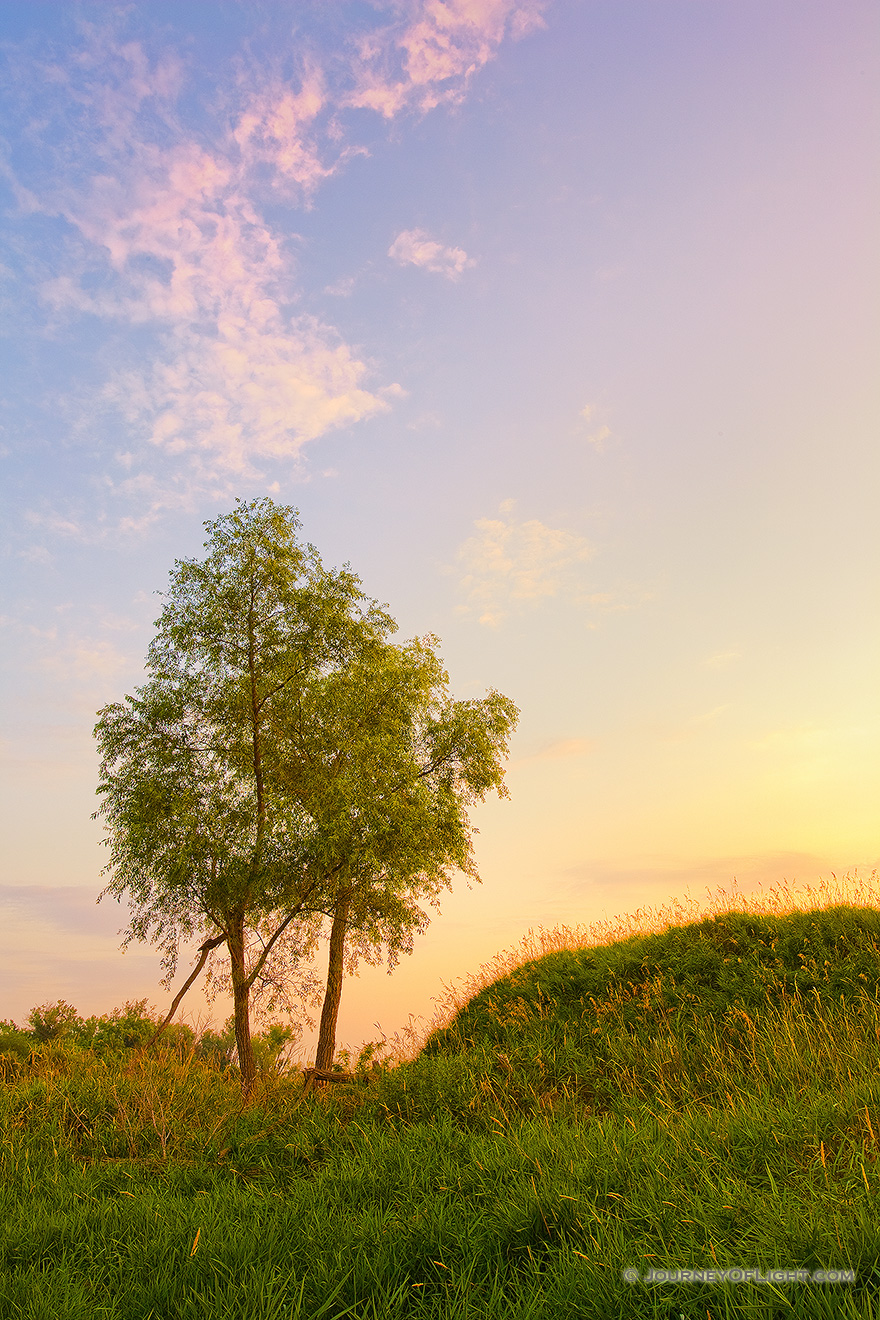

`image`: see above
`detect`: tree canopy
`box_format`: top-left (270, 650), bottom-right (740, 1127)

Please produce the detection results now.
top-left (94, 499), bottom-right (518, 1094)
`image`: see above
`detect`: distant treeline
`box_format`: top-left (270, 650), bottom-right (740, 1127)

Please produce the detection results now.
top-left (0, 1000), bottom-right (295, 1074)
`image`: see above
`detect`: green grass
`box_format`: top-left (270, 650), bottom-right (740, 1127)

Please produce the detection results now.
top-left (2, 875), bottom-right (880, 1318)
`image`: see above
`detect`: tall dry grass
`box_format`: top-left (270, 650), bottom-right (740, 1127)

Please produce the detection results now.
top-left (384, 868), bottom-right (880, 1063)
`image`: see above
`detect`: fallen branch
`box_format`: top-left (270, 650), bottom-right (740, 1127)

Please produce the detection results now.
top-left (302, 1067), bottom-right (355, 1092)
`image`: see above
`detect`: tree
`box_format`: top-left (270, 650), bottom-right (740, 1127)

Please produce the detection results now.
top-left (94, 497), bottom-right (518, 1094)
top-left (27, 1000), bottom-right (82, 1043)
top-left (94, 498), bottom-right (394, 1096)
top-left (283, 635), bottom-right (519, 1071)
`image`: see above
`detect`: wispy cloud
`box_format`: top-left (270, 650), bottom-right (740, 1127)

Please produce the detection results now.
top-left (579, 403), bottom-right (611, 451)
top-left (688, 704), bottom-right (730, 726)
top-left (2, 607), bottom-right (142, 692)
top-left (231, 65), bottom-right (338, 195)
top-left (42, 125), bottom-right (389, 477)
top-left (0, 885), bottom-right (173, 1026)
top-left (6, 5), bottom-right (544, 509)
top-left (347, 0), bottom-right (548, 117)
top-left (516, 737), bottom-right (595, 763)
top-left (38, 638), bottom-right (133, 685)
top-left (704, 649), bottom-right (741, 669)
top-left (389, 228), bottom-right (474, 279)
top-left (453, 501), bottom-right (594, 625)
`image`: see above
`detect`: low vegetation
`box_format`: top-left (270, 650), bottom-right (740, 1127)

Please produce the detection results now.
top-left (2, 873), bottom-right (879, 1318)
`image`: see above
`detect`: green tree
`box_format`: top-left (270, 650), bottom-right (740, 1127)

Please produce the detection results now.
top-left (27, 1000), bottom-right (83, 1043)
top-left (94, 499), bottom-right (393, 1096)
top-left (287, 636), bottom-right (519, 1072)
top-left (94, 497), bottom-right (518, 1094)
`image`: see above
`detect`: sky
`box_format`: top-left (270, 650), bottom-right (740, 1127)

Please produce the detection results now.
top-left (1, 0), bottom-right (878, 1057)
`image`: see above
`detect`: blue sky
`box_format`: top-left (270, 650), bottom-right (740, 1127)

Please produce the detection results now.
top-left (1, 1), bottom-right (878, 1053)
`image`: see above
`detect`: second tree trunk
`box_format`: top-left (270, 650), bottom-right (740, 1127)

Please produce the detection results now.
top-left (314, 892), bottom-right (351, 1071)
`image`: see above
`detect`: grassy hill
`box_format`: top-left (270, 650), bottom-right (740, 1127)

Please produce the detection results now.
top-left (2, 876), bottom-right (879, 1318)
top-left (422, 901), bottom-right (880, 1110)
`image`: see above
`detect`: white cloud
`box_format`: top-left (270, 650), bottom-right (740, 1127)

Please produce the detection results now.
top-left (407, 411), bottom-right (442, 430)
top-left (389, 228), bottom-right (474, 279)
top-left (46, 640), bottom-right (132, 683)
top-left (2, 602), bottom-right (142, 691)
top-left (453, 503), bottom-right (595, 626)
top-left (380, 382), bottom-right (409, 400)
top-left (17, 545), bottom-right (53, 566)
top-left (324, 275), bottom-right (357, 297)
top-left (25, 510), bottom-right (89, 541)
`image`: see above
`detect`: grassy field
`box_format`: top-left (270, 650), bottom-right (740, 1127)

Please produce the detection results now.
top-left (2, 874), bottom-right (880, 1319)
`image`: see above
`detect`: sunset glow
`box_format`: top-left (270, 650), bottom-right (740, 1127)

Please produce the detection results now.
top-left (1, 1), bottom-right (877, 1055)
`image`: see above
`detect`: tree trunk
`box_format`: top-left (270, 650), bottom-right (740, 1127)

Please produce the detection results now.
top-left (228, 919), bottom-right (256, 1097)
top-left (314, 893), bottom-right (351, 1072)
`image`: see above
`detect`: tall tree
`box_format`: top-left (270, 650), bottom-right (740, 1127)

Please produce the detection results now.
top-left (94, 498), bottom-right (393, 1096)
top-left (278, 636), bottom-right (519, 1072)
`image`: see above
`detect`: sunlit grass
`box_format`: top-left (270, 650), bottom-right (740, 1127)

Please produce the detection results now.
top-left (410, 867), bottom-right (880, 1058)
top-left (1, 870), bottom-right (879, 1318)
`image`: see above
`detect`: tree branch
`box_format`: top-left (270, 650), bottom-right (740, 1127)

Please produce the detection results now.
top-left (255, 663), bottom-right (309, 712)
top-left (243, 886), bottom-right (317, 991)
top-left (142, 932), bottom-right (227, 1052)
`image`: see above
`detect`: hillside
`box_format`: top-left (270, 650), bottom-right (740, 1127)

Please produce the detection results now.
top-left (421, 904), bottom-right (880, 1111)
top-left (2, 885), bottom-right (879, 1318)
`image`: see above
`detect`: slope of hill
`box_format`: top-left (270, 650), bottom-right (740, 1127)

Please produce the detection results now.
top-left (422, 904), bottom-right (880, 1098)
top-left (2, 879), bottom-right (879, 1318)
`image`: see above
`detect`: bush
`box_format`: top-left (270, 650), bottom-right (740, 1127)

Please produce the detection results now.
top-left (26, 1000), bottom-right (83, 1043)
top-left (0, 1024), bottom-right (33, 1079)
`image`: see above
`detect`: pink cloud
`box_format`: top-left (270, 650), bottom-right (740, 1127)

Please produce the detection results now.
top-left (347, 0), bottom-right (548, 117)
top-left (138, 316), bottom-right (388, 473)
top-left (48, 125), bottom-right (385, 473)
top-left (24, 7), bottom-right (547, 486)
top-left (388, 227), bottom-right (474, 278)
top-left (232, 65), bottom-right (338, 194)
